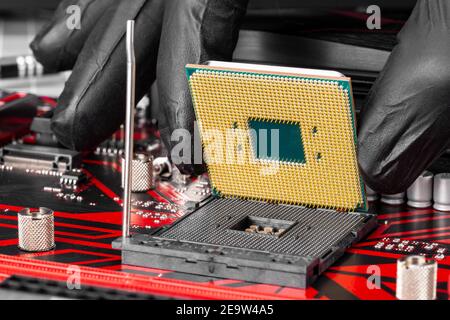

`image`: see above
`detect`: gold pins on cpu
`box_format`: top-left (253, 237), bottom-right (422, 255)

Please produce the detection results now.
top-left (187, 62), bottom-right (366, 212)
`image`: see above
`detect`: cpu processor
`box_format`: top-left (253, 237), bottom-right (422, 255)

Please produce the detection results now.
top-left (114, 62), bottom-right (376, 288)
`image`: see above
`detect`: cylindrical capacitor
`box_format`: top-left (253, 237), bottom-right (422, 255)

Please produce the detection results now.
top-left (18, 207), bottom-right (55, 252)
top-left (381, 192), bottom-right (405, 205)
top-left (396, 255), bottom-right (437, 300)
top-left (365, 184), bottom-right (379, 202)
top-left (433, 173), bottom-right (450, 211)
top-left (121, 153), bottom-right (154, 192)
top-left (407, 171), bottom-right (434, 208)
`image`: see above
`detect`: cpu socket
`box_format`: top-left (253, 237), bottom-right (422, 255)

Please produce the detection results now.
top-left (114, 62), bottom-right (376, 288)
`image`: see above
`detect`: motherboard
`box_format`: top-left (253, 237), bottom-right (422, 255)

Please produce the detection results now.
top-left (0, 90), bottom-right (449, 299)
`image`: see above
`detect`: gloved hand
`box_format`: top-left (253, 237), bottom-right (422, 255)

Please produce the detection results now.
top-left (33, 0), bottom-right (449, 194)
top-left (30, 0), bottom-right (249, 175)
top-left (358, 0), bottom-right (450, 194)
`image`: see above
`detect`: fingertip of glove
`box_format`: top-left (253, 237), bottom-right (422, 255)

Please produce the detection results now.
top-left (175, 163), bottom-right (207, 177)
top-left (358, 151), bottom-right (414, 194)
top-left (29, 35), bottom-right (60, 73)
top-left (29, 36), bottom-right (43, 61)
top-left (29, 37), bottom-right (39, 54)
top-left (51, 112), bottom-right (90, 152)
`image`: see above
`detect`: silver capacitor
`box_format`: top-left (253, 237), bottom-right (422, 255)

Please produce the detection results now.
top-left (365, 184), bottom-right (379, 202)
top-left (407, 171), bottom-right (434, 208)
top-left (121, 153), bottom-right (154, 192)
top-left (396, 255), bottom-right (437, 300)
top-left (18, 207), bottom-right (55, 252)
top-left (433, 173), bottom-right (450, 211)
top-left (381, 192), bottom-right (405, 205)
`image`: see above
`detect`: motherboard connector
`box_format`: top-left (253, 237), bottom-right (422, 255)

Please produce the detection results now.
top-left (0, 143), bottom-right (81, 172)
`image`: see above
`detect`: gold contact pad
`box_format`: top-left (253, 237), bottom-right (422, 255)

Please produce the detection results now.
top-left (189, 70), bottom-right (363, 211)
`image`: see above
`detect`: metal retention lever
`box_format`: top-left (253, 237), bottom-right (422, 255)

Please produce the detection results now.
top-left (122, 20), bottom-right (136, 239)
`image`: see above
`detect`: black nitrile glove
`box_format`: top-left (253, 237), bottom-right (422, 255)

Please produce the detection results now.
top-left (31, 0), bottom-right (115, 72)
top-left (30, 0), bottom-right (249, 175)
top-left (358, 0), bottom-right (450, 194)
top-left (33, 0), bottom-right (448, 193)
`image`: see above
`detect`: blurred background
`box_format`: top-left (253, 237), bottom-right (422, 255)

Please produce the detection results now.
top-left (0, 0), bottom-right (417, 109)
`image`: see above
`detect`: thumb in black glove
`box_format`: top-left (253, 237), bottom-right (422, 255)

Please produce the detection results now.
top-left (358, 0), bottom-right (450, 194)
top-left (30, 0), bottom-right (249, 175)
